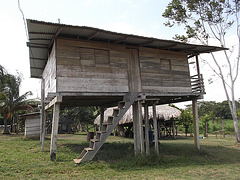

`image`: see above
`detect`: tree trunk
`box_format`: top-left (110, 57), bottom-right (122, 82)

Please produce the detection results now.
top-left (185, 126), bottom-right (188, 137)
top-left (3, 116), bottom-right (9, 134)
top-left (210, 53), bottom-right (240, 143)
top-left (204, 121), bottom-right (208, 138)
top-left (232, 112), bottom-right (240, 143)
top-left (229, 86), bottom-right (240, 143)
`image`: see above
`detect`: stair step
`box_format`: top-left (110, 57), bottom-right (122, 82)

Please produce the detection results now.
top-left (112, 108), bottom-right (120, 116)
top-left (102, 122), bottom-right (112, 126)
top-left (74, 92), bottom-right (139, 164)
top-left (90, 139), bottom-right (100, 149)
top-left (73, 158), bottom-right (82, 164)
top-left (90, 139), bottom-right (100, 142)
top-left (84, 147), bottom-right (93, 151)
top-left (96, 131), bottom-right (106, 140)
top-left (107, 116), bottom-right (114, 124)
top-left (102, 124), bottom-right (108, 132)
top-left (118, 101), bottom-right (126, 109)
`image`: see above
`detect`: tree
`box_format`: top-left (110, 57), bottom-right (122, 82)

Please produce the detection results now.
top-left (216, 101), bottom-right (232, 119)
top-left (0, 65), bottom-right (7, 125)
top-left (179, 109), bottom-right (193, 136)
top-left (198, 101), bottom-right (217, 123)
top-left (61, 106), bottom-right (99, 132)
top-left (200, 114), bottom-right (211, 137)
top-left (0, 66), bottom-right (33, 134)
top-left (163, 0), bottom-right (240, 143)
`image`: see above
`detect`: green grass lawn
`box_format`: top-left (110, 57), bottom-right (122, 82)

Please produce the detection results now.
top-left (0, 133), bottom-right (240, 180)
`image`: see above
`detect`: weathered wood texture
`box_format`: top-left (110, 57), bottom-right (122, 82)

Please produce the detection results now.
top-left (40, 78), bottom-right (45, 151)
top-left (25, 115), bottom-right (40, 138)
top-left (139, 48), bottom-right (192, 94)
top-left (152, 102), bottom-right (159, 154)
top-left (56, 38), bottom-right (129, 93)
top-left (192, 98), bottom-right (200, 151)
top-left (50, 102), bottom-right (60, 160)
top-left (42, 43), bottom-right (56, 96)
top-left (127, 49), bottom-right (142, 92)
top-left (43, 38), bottom-right (192, 96)
top-left (144, 104), bottom-right (150, 156)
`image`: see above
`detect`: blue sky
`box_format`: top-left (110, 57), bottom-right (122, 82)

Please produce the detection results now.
top-left (0, 0), bottom-right (238, 107)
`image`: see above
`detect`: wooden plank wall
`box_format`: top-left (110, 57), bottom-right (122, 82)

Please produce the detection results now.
top-left (46, 38), bottom-right (192, 95)
top-left (25, 116), bottom-right (40, 137)
top-left (139, 47), bottom-right (192, 94)
top-left (56, 38), bottom-right (129, 93)
top-left (42, 43), bottom-right (57, 96)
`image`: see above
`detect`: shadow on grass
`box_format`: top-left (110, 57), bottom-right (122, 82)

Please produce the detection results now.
top-left (62, 136), bottom-right (240, 172)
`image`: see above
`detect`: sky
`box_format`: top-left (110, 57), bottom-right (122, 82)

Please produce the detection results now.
top-left (0, 0), bottom-right (239, 108)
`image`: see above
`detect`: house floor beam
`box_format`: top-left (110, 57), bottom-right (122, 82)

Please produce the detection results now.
top-left (45, 96), bottom-right (62, 110)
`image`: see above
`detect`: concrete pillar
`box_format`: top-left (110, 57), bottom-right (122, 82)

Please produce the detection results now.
top-left (192, 98), bottom-right (200, 151)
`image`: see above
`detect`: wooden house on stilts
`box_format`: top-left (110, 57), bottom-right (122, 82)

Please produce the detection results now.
top-left (26, 19), bottom-right (225, 164)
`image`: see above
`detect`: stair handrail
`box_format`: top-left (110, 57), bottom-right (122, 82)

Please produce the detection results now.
top-left (191, 74), bottom-right (205, 95)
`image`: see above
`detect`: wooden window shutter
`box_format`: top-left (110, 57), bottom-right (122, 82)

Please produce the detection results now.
top-left (95, 49), bottom-right (109, 66)
top-left (160, 58), bottom-right (171, 70)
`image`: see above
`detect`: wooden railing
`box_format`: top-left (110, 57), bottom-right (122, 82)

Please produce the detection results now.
top-left (191, 74), bottom-right (206, 95)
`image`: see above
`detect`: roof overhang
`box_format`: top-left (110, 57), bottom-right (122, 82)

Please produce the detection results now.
top-left (27, 19), bottom-right (226, 78)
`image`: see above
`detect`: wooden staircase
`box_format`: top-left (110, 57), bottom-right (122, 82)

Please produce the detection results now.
top-left (73, 92), bottom-right (139, 164)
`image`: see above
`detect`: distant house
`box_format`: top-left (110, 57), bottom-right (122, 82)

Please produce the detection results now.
top-left (94, 105), bottom-right (181, 138)
top-left (21, 112), bottom-right (40, 138)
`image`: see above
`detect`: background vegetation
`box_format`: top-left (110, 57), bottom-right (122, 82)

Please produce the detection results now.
top-left (176, 100), bottom-right (240, 137)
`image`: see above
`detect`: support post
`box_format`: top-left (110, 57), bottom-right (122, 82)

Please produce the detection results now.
top-left (100, 107), bottom-right (104, 131)
top-left (222, 121), bottom-right (225, 138)
top-left (40, 78), bottom-right (45, 151)
top-left (192, 98), bottom-right (200, 151)
top-left (196, 55), bottom-right (201, 78)
top-left (153, 102), bottom-right (159, 155)
top-left (50, 102), bottom-right (61, 160)
top-left (205, 121), bottom-right (208, 138)
top-left (144, 104), bottom-right (150, 156)
top-left (172, 120), bottom-right (176, 139)
top-left (138, 101), bottom-right (145, 154)
top-left (133, 103), bottom-right (140, 155)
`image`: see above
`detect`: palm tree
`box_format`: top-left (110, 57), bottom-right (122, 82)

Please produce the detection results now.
top-left (0, 66), bottom-right (33, 134)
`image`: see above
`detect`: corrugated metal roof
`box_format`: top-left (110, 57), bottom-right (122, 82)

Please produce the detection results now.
top-left (27, 19), bottom-right (226, 78)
